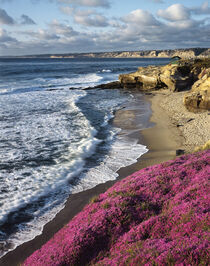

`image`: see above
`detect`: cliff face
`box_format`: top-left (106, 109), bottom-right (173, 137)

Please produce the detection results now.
top-left (47, 48), bottom-right (210, 59)
top-left (119, 66), bottom-right (163, 90)
top-left (119, 60), bottom-right (200, 92)
top-left (119, 58), bottom-right (210, 112)
top-left (97, 48), bottom-right (210, 58)
top-left (184, 68), bottom-right (210, 111)
top-left (115, 48), bottom-right (210, 58)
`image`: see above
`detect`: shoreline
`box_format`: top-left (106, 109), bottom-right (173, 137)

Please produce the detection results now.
top-left (0, 91), bottom-right (183, 266)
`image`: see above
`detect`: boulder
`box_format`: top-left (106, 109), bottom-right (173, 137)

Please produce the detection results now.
top-left (119, 72), bottom-right (140, 89)
top-left (119, 66), bottom-right (164, 90)
top-left (160, 64), bottom-right (194, 92)
top-left (183, 68), bottom-right (210, 111)
top-left (191, 69), bottom-right (210, 91)
top-left (85, 81), bottom-right (122, 90)
top-left (183, 90), bottom-right (210, 111)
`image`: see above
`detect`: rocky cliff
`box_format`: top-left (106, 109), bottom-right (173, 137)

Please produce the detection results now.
top-left (75, 48), bottom-right (210, 58)
top-left (23, 48), bottom-right (209, 59)
top-left (119, 59), bottom-right (200, 92)
top-left (184, 67), bottom-right (210, 111)
top-left (113, 48), bottom-right (210, 58)
top-left (119, 58), bottom-right (210, 112)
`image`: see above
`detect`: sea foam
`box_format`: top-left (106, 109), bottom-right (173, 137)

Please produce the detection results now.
top-left (0, 57), bottom-right (154, 258)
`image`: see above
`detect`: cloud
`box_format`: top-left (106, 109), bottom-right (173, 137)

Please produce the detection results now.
top-left (122, 9), bottom-right (160, 26)
top-left (0, 28), bottom-right (16, 42)
top-left (0, 8), bottom-right (15, 25)
top-left (167, 19), bottom-right (195, 30)
top-left (3, 17), bottom-right (210, 56)
top-left (49, 20), bottom-right (78, 36)
top-left (0, 8), bottom-right (36, 26)
top-left (74, 13), bottom-right (108, 27)
top-left (191, 1), bottom-right (210, 15)
top-left (23, 29), bottom-right (60, 40)
top-left (58, 0), bottom-right (110, 8)
top-left (157, 2), bottom-right (210, 22)
top-left (1, 2), bottom-right (210, 56)
top-left (21, 14), bottom-right (36, 25)
top-left (157, 4), bottom-right (190, 21)
top-left (60, 6), bottom-right (109, 27)
top-left (60, 6), bottom-right (74, 15)
top-left (38, 29), bottom-right (60, 40)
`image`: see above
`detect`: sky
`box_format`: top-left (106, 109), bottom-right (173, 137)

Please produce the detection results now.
top-left (0, 0), bottom-right (210, 56)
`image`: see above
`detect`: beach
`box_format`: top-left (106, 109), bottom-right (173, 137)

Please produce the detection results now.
top-left (1, 86), bottom-right (204, 266)
top-left (157, 90), bottom-right (210, 152)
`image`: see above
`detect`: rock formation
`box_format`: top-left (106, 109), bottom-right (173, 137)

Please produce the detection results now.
top-left (85, 58), bottom-right (209, 112)
top-left (29, 48), bottom-right (210, 59)
top-left (119, 58), bottom-right (210, 112)
top-left (160, 64), bottom-right (195, 92)
top-left (119, 66), bottom-right (163, 90)
top-left (119, 60), bottom-right (201, 92)
top-left (183, 67), bottom-right (210, 111)
top-left (84, 81), bottom-right (122, 90)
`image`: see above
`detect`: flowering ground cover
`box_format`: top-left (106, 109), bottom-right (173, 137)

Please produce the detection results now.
top-left (24, 150), bottom-right (210, 265)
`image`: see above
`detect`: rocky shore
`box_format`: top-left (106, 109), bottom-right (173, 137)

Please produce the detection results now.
top-left (1, 58), bottom-right (209, 266)
top-left (153, 90), bottom-right (210, 153)
top-left (94, 58), bottom-right (210, 153)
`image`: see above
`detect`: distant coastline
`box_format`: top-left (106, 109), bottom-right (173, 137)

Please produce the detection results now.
top-left (1, 47), bottom-right (210, 59)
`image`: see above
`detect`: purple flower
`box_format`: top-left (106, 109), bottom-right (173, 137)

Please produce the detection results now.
top-left (24, 150), bottom-right (210, 265)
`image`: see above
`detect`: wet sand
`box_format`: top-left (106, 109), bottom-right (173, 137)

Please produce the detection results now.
top-left (0, 92), bottom-right (183, 266)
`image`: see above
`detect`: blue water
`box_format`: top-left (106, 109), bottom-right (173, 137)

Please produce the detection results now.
top-left (0, 57), bottom-right (169, 256)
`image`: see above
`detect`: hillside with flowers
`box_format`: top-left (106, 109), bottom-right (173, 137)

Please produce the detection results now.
top-left (24, 150), bottom-right (209, 265)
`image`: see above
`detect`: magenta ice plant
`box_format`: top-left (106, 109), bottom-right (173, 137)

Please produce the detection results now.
top-left (24, 150), bottom-right (210, 265)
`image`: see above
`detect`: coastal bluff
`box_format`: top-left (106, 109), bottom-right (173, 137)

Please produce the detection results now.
top-left (23, 150), bottom-right (209, 265)
top-left (184, 67), bottom-right (210, 111)
top-left (15, 48), bottom-right (210, 59)
top-left (119, 58), bottom-right (210, 112)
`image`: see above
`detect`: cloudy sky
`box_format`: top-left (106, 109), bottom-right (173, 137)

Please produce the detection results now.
top-left (0, 0), bottom-right (210, 56)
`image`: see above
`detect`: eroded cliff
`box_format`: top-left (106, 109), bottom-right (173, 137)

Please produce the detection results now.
top-left (119, 58), bottom-right (210, 111)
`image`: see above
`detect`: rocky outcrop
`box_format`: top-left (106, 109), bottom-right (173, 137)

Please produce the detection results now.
top-left (119, 58), bottom-right (210, 112)
top-left (160, 64), bottom-right (195, 92)
top-left (192, 68), bottom-right (210, 91)
top-left (119, 66), bottom-right (164, 90)
top-left (183, 68), bottom-right (210, 111)
top-left (85, 58), bottom-right (209, 112)
top-left (184, 90), bottom-right (210, 111)
top-left (119, 60), bottom-right (201, 92)
top-left (84, 81), bottom-right (122, 90)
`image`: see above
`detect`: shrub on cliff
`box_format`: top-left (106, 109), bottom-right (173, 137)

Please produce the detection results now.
top-left (24, 150), bottom-right (210, 265)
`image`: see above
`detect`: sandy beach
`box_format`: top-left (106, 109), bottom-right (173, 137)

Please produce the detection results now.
top-left (0, 89), bottom-right (208, 266)
top-left (157, 90), bottom-right (210, 152)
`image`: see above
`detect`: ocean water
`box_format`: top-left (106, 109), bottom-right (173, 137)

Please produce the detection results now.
top-left (0, 57), bottom-right (169, 257)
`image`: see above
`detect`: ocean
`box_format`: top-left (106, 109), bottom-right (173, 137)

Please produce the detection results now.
top-left (0, 57), bottom-right (169, 257)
